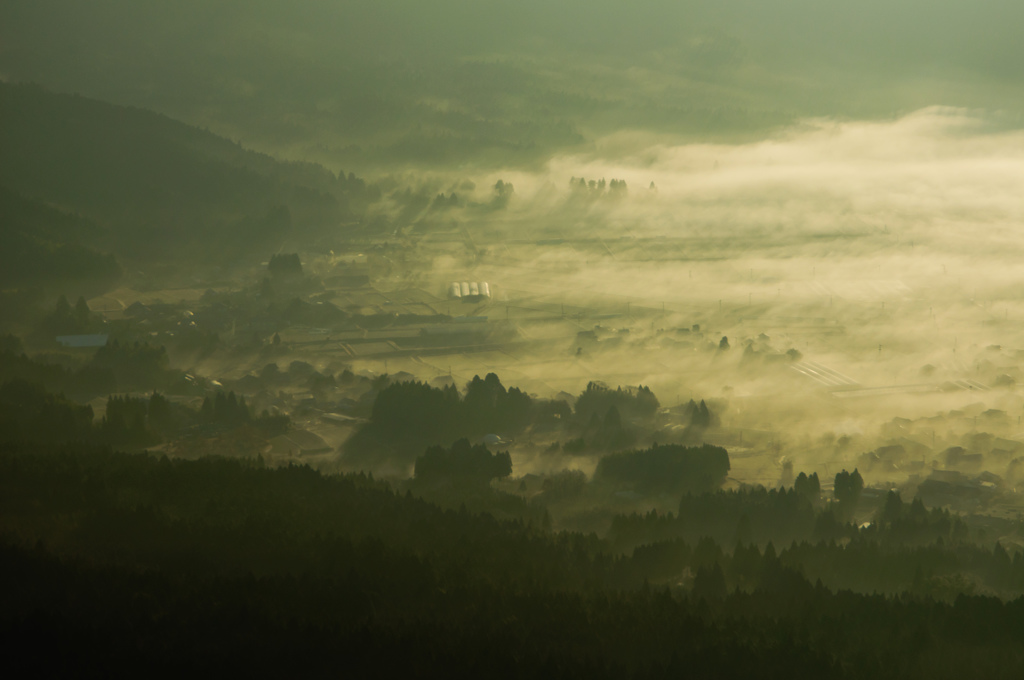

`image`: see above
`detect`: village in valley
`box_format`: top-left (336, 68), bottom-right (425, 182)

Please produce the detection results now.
top-left (20, 218), bottom-right (1020, 543)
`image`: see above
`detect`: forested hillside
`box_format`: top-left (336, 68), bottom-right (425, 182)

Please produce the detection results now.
top-left (0, 83), bottom-right (372, 261)
top-left (0, 186), bottom-right (121, 290)
top-left (3, 442), bottom-right (1024, 678)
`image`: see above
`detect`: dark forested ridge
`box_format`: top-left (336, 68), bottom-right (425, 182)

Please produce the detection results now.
top-left (4, 369), bottom-right (1024, 678)
top-left (3, 443), bottom-right (1024, 678)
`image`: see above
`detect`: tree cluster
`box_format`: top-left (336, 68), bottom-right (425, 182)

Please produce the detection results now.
top-left (575, 381), bottom-right (660, 422)
top-left (200, 390), bottom-right (253, 428)
top-left (0, 380), bottom-right (94, 443)
top-left (344, 373), bottom-right (538, 470)
top-left (37, 295), bottom-right (98, 337)
top-left (91, 340), bottom-right (177, 392)
top-left (681, 398), bottom-right (715, 428)
top-left (594, 443), bottom-right (731, 496)
top-left (414, 438), bottom-right (512, 489)
top-left (569, 177), bottom-right (628, 197)
top-left (834, 468), bottom-right (865, 518)
top-left (0, 343), bottom-right (111, 399)
top-left (268, 253), bottom-right (303, 278)
top-left (99, 395), bottom-right (160, 448)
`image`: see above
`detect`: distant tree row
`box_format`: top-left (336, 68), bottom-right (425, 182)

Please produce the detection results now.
top-left (569, 176), bottom-right (628, 196)
top-left (610, 473), bottom-right (970, 558)
top-left (0, 380), bottom-right (288, 448)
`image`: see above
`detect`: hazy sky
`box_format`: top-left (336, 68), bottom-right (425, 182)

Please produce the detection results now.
top-left (4, 1), bottom-right (1024, 172)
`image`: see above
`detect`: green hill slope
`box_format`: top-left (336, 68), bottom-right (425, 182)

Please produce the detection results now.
top-left (0, 83), bottom-right (364, 261)
top-left (0, 185), bottom-right (120, 290)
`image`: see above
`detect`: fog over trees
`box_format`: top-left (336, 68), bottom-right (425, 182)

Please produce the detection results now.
top-left (3, 1), bottom-right (1024, 676)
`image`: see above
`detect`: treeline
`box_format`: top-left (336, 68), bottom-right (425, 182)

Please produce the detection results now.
top-left (0, 338), bottom-right (112, 398)
top-left (0, 380), bottom-right (94, 443)
top-left (100, 389), bottom-right (283, 447)
top-left (3, 444), bottom-right (1024, 678)
top-left (0, 336), bottom-right (184, 398)
top-left (569, 176), bottom-right (629, 197)
top-left (610, 482), bottom-right (968, 552)
top-left (622, 529), bottom-right (1024, 601)
top-left (0, 443), bottom-right (601, 589)
top-left (0, 380), bottom-right (287, 448)
top-left (604, 479), bottom-right (1008, 599)
top-left (575, 381), bottom-right (659, 421)
top-left (345, 374), bottom-right (677, 472)
top-left (91, 339), bottom-right (179, 392)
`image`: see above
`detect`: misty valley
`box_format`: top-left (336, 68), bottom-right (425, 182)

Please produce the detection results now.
top-left (4, 2), bottom-right (1024, 677)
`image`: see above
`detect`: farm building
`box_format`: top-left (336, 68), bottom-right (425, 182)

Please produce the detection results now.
top-left (447, 282), bottom-right (492, 301)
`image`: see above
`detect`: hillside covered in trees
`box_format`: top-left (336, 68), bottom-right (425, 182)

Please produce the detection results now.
top-left (3, 440), bottom-right (1024, 678)
top-left (0, 83), bottom-right (377, 264)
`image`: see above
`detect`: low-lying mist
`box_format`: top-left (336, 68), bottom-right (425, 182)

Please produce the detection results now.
top-left (371, 106), bottom-right (1024, 493)
top-left (9, 3), bottom-right (1024, 674)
